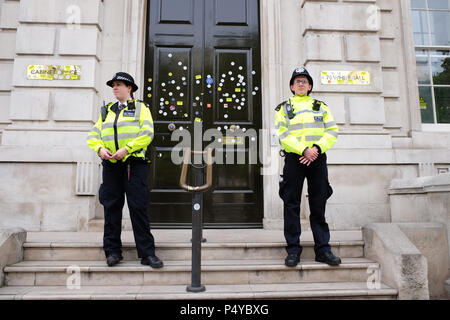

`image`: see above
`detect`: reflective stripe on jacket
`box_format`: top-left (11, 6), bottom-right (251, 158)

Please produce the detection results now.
top-left (274, 96), bottom-right (338, 155)
top-left (87, 100), bottom-right (154, 163)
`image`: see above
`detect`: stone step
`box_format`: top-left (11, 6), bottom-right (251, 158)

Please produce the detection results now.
top-left (4, 258), bottom-right (379, 287)
top-left (0, 282), bottom-right (397, 300)
top-left (22, 240), bottom-right (364, 261)
top-left (22, 230), bottom-right (364, 261)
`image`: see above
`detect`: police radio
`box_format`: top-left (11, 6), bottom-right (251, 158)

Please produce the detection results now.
top-left (285, 100), bottom-right (295, 119)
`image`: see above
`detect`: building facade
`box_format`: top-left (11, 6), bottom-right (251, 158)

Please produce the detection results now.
top-left (0, 0), bottom-right (448, 246)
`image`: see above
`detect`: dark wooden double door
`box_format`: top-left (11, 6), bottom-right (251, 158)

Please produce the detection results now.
top-left (144, 0), bottom-right (262, 228)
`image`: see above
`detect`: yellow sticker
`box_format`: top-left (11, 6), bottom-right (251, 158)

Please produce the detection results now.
top-left (165, 101), bottom-right (169, 105)
top-left (223, 136), bottom-right (244, 145)
top-left (147, 94), bottom-right (152, 98)
top-left (195, 117), bottom-right (202, 122)
top-left (177, 101), bottom-right (183, 106)
top-left (148, 78), bottom-right (152, 82)
top-left (235, 88), bottom-right (241, 92)
top-left (27, 65), bottom-right (81, 80)
top-left (195, 75), bottom-right (202, 80)
top-left (168, 72), bottom-right (173, 77)
top-left (226, 98), bottom-right (233, 102)
top-left (218, 87), bottom-right (222, 91)
top-left (420, 97), bottom-right (427, 109)
top-left (321, 71), bottom-right (370, 85)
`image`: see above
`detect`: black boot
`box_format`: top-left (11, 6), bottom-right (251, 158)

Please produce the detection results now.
top-left (106, 254), bottom-right (123, 267)
top-left (315, 251), bottom-right (341, 266)
top-left (285, 253), bottom-right (300, 267)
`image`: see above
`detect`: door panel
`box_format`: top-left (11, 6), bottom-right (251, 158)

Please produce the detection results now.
top-left (145, 0), bottom-right (262, 228)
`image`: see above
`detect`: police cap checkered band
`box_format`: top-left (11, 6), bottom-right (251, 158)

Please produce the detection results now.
top-left (107, 72), bottom-right (138, 92)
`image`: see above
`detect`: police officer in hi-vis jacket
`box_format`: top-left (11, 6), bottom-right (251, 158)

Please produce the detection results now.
top-left (275, 67), bottom-right (341, 267)
top-left (87, 72), bottom-right (163, 268)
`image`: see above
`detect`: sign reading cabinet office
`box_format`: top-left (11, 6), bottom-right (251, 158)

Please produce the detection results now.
top-left (321, 71), bottom-right (370, 85)
top-left (27, 65), bottom-right (81, 80)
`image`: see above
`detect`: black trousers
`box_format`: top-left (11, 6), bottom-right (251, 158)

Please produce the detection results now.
top-left (99, 159), bottom-right (156, 259)
top-left (279, 152), bottom-right (333, 257)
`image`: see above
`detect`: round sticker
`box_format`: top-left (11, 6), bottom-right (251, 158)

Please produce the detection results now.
top-left (206, 77), bottom-right (214, 85)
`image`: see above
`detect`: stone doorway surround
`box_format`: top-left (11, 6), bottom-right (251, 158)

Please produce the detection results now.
top-left (122, 0), bottom-right (287, 229)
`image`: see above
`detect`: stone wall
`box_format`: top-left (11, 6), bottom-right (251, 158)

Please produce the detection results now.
top-left (0, 0), bottom-right (448, 232)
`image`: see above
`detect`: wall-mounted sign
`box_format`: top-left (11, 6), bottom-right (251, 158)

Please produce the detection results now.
top-left (321, 71), bottom-right (370, 85)
top-left (27, 65), bottom-right (82, 80)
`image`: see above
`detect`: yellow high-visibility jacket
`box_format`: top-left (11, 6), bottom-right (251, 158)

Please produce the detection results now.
top-left (87, 99), bottom-right (154, 163)
top-left (275, 95), bottom-right (338, 155)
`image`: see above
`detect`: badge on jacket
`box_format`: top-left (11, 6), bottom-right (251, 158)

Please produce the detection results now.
top-left (123, 110), bottom-right (135, 117)
top-left (314, 116), bottom-right (324, 122)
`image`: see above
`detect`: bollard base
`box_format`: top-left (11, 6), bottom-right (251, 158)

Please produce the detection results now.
top-left (186, 285), bottom-right (206, 293)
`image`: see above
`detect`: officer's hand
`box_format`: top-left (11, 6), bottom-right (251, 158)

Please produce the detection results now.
top-left (112, 147), bottom-right (129, 161)
top-left (303, 147), bottom-right (318, 162)
top-left (99, 148), bottom-right (113, 160)
top-left (299, 156), bottom-right (312, 166)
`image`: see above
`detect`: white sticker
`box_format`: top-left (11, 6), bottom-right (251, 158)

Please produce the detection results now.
top-left (168, 53), bottom-right (173, 58)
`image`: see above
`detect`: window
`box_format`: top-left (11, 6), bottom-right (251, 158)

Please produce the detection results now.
top-left (411, 0), bottom-right (450, 126)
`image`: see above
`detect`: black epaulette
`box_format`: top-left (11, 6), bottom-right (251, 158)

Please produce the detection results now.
top-left (275, 101), bottom-right (287, 111)
top-left (101, 101), bottom-right (114, 122)
top-left (313, 99), bottom-right (326, 112)
top-left (127, 100), bottom-right (136, 110)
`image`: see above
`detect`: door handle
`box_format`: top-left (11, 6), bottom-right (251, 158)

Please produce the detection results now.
top-left (179, 148), bottom-right (213, 193)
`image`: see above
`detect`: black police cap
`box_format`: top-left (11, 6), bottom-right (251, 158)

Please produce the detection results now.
top-left (289, 67), bottom-right (313, 95)
top-left (106, 72), bottom-right (138, 92)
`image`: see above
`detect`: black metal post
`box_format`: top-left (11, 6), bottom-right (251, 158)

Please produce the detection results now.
top-left (186, 164), bottom-right (205, 293)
